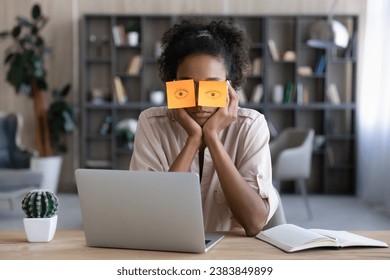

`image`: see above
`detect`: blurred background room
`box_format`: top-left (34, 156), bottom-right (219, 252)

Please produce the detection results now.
top-left (1, 0), bottom-right (390, 231)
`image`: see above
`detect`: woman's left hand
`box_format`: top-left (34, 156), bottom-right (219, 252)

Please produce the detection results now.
top-left (203, 80), bottom-right (238, 136)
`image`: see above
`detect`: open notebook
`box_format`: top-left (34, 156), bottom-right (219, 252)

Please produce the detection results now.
top-left (256, 224), bottom-right (388, 253)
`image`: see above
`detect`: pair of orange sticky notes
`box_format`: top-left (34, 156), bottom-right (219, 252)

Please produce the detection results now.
top-left (165, 80), bottom-right (227, 109)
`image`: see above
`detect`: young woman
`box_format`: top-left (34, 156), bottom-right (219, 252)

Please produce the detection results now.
top-left (130, 20), bottom-right (278, 236)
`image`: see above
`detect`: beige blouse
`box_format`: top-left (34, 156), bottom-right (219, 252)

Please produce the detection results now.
top-left (129, 106), bottom-right (278, 231)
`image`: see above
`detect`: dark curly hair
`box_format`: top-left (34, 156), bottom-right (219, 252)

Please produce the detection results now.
top-left (158, 20), bottom-right (250, 90)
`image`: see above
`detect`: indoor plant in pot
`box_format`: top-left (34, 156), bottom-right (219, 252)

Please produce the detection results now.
top-left (21, 189), bottom-right (59, 242)
top-left (0, 4), bottom-right (76, 192)
top-left (29, 84), bottom-right (75, 193)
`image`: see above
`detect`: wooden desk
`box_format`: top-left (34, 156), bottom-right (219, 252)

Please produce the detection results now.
top-left (0, 230), bottom-right (389, 260)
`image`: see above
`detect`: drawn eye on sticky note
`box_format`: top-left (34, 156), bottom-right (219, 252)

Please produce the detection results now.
top-left (166, 80), bottom-right (196, 109)
top-left (198, 81), bottom-right (227, 107)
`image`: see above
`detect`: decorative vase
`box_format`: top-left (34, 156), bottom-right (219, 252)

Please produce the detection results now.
top-left (23, 215), bottom-right (58, 242)
top-left (150, 90), bottom-right (165, 105)
top-left (272, 84), bottom-right (284, 104)
top-left (127, 31), bottom-right (139, 46)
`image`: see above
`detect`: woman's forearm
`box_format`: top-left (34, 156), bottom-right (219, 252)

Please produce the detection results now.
top-left (203, 131), bottom-right (269, 236)
top-left (169, 136), bottom-right (202, 172)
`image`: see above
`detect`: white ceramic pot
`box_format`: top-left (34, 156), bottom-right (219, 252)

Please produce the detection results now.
top-left (23, 215), bottom-right (58, 242)
top-left (273, 84), bottom-right (284, 104)
top-left (30, 156), bottom-right (63, 193)
top-left (127, 31), bottom-right (139, 46)
top-left (150, 90), bottom-right (165, 105)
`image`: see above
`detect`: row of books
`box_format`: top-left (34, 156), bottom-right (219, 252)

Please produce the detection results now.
top-left (274, 82), bottom-right (341, 105)
top-left (112, 80), bottom-right (341, 106)
top-left (250, 57), bottom-right (263, 76)
top-left (295, 55), bottom-right (327, 77)
top-left (126, 54), bottom-right (142, 75)
top-left (238, 84), bottom-right (263, 105)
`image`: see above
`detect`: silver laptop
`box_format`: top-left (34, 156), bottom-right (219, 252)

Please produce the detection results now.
top-left (75, 169), bottom-right (224, 253)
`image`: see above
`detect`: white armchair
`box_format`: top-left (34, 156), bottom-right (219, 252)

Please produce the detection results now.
top-left (269, 127), bottom-right (315, 219)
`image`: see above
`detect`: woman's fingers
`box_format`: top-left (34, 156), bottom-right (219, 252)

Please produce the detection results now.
top-left (226, 80), bottom-right (238, 117)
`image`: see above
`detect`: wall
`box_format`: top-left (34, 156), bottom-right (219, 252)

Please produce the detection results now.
top-left (0, 0), bottom-right (367, 192)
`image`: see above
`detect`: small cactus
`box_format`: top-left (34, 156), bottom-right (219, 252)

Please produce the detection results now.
top-left (22, 190), bottom-right (59, 218)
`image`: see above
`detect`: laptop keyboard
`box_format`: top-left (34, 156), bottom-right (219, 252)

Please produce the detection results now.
top-left (205, 239), bottom-right (211, 245)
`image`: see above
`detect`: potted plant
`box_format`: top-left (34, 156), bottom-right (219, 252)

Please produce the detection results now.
top-left (29, 84), bottom-right (75, 193)
top-left (0, 4), bottom-right (76, 192)
top-left (125, 21), bottom-right (140, 46)
top-left (21, 189), bottom-right (59, 242)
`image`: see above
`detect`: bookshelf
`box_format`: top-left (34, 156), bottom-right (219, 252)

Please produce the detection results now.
top-left (80, 14), bottom-right (358, 194)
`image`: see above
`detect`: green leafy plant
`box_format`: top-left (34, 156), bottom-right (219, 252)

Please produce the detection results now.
top-left (48, 84), bottom-right (75, 153)
top-left (0, 3), bottom-right (75, 156)
top-left (22, 189), bottom-right (59, 218)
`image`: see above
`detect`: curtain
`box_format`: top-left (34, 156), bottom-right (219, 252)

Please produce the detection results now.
top-left (357, 0), bottom-right (390, 214)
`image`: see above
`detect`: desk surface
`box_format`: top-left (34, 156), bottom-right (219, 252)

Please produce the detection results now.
top-left (0, 230), bottom-right (389, 260)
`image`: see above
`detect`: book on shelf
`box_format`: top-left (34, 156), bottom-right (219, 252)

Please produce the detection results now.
top-left (283, 82), bottom-right (294, 104)
top-left (237, 88), bottom-right (247, 105)
top-left (267, 39), bottom-right (280, 61)
top-left (296, 83), bottom-right (304, 105)
top-left (326, 145), bottom-right (335, 166)
top-left (251, 57), bottom-right (262, 76)
top-left (314, 54), bottom-right (327, 75)
top-left (344, 32), bottom-right (357, 58)
top-left (99, 115), bottom-right (112, 136)
top-left (126, 54), bottom-right (143, 75)
top-left (113, 76), bottom-right (127, 104)
top-left (326, 83), bottom-right (341, 104)
top-left (303, 87), bottom-right (310, 104)
top-left (256, 224), bottom-right (388, 253)
top-left (112, 25), bottom-right (126, 46)
top-left (250, 83), bottom-right (263, 103)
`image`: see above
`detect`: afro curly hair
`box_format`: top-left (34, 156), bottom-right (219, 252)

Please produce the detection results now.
top-left (158, 19), bottom-right (250, 90)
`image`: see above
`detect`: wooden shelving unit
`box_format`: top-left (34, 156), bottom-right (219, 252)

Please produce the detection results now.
top-left (80, 14), bottom-right (358, 194)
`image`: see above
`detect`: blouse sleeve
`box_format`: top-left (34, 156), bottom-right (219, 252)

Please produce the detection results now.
top-left (129, 110), bottom-right (170, 171)
top-left (238, 113), bottom-right (279, 224)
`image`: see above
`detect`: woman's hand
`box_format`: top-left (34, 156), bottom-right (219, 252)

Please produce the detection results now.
top-left (169, 108), bottom-right (202, 141)
top-left (168, 108), bottom-right (202, 172)
top-left (203, 81), bottom-right (238, 138)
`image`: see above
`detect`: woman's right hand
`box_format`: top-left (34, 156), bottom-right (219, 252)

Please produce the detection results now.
top-left (168, 108), bottom-right (203, 172)
top-left (170, 108), bottom-right (202, 141)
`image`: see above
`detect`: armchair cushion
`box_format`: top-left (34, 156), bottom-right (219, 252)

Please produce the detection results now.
top-left (0, 170), bottom-right (43, 192)
top-left (270, 127), bottom-right (314, 180)
top-left (0, 113), bottom-right (32, 168)
top-left (0, 117), bottom-right (11, 168)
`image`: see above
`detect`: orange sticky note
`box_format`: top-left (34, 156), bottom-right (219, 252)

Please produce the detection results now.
top-left (198, 81), bottom-right (227, 107)
top-left (166, 80), bottom-right (196, 109)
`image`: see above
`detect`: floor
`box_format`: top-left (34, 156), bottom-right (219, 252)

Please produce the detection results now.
top-left (1, 193), bottom-right (390, 231)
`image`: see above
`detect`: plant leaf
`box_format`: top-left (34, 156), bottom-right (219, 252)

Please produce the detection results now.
top-left (36, 36), bottom-right (44, 47)
top-left (11, 26), bottom-right (21, 38)
top-left (36, 78), bottom-right (47, 90)
top-left (31, 25), bottom-right (38, 35)
top-left (61, 84), bottom-right (71, 97)
top-left (16, 16), bottom-right (32, 27)
top-left (6, 61), bottom-right (24, 93)
top-left (0, 31), bottom-right (9, 39)
top-left (32, 4), bottom-right (41, 20)
top-left (4, 53), bottom-right (13, 64)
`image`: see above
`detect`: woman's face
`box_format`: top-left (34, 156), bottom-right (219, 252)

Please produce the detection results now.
top-left (176, 53), bottom-right (227, 126)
